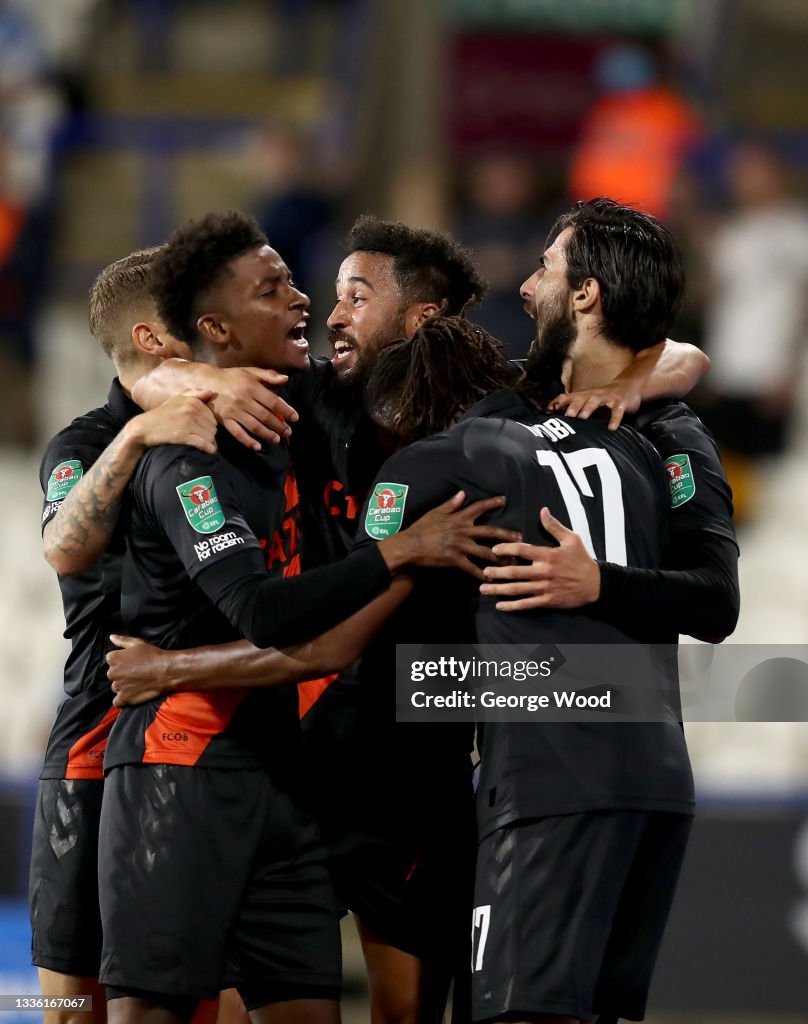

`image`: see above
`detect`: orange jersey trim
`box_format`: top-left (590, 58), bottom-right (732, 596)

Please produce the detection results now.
top-left (142, 691), bottom-right (247, 765)
top-left (284, 466), bottom-right (300, 516)
top-left (65, 705), bottom-right (121, 780)
top-left (298, 674), bottom-right (339, 719)
top-left (282, 462), bottom-right (338, 718)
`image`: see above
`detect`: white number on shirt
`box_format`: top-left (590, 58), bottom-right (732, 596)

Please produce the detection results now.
top-left (536, 448), bottom-right (627, 565)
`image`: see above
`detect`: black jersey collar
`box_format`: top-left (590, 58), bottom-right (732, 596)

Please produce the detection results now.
top-left (107, 378), bottom-right (143, 426)
top-left (459, 388), bottom-right (535, 423)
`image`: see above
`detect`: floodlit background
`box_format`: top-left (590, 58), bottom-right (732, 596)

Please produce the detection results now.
top-left (1, 0), bottom-right (808, 1019)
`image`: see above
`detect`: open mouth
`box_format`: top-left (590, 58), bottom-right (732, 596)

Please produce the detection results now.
top-left (330, 334), bottom-right (355, 365)
top-left (287, 321), bottom-right (309, 348)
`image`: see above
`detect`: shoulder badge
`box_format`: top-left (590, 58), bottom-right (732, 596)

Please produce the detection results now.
top-left (176, 475), bottom-right (225, 534)
top-left (665, 454), bottom-right (696, 508)
top-left (46, 461), bottom-right (83, 502)
top-left (365, 482), bottom-right (409, 539)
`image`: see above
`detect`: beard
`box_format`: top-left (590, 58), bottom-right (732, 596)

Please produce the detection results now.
top-left (330, 313), bottom-right (408, 398)
top-left (523, 295), bottom-right (576, 402)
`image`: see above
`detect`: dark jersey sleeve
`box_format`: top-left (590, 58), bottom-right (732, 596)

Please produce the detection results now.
top-left (635, 402), bottom-right (737, 545)
top-left (137, 445), bottom-right (391, 649)
top-left (350, 435), bottom-right (467, 555)
top-left (594, 403), bottom-right (740, 640)
top-left (39, 418), bottom-right (113, 534)
top-left (136, 445), bottom-right (266, 580)
top-left (596, 533), bottom-right (739, 640)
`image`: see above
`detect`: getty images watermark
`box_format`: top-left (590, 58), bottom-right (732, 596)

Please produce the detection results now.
top-left (394, 644), bottom-right (808, 723)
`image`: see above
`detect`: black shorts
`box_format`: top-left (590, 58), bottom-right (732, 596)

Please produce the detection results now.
top-left (471, 810), bottom-right (692, 1023)
top-left (29, 778), bottom-right (104, 976)
top-left (98, 764), bottom-right (341, 1008)
top-left (330, 831), bottom-right (474, 966)
top-left (324, 788), bottom-right (476, 967)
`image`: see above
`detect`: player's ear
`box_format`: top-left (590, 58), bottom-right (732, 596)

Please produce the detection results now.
top-left (197, 313), bottom-right (229, 347)
top-left (132, 321), bottom-right (189, 361)
top-left (131, 322), bottom-right (166, 358)
top-left (404, 302), bottom-right (441, 336)
top-left (571, 276), bottom-right (599, 314)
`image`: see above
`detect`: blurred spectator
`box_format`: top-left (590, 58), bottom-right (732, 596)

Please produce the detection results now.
top-left (0, 2), bottom-right (64, 210)
top-left (698, 141), bottom-right (808, 522)
top-left (0, 1), bottom-right (65, 445)
top-left (250, 121), bottom-right (339, 304)
top-left (666, 162), bottom-right (726, 352)
top-left (454, 150), bottom-right (560, 358)
top-left (568, 43), bottom-right (702, 222)
top-left (271, 0), bottom-right (364, 77)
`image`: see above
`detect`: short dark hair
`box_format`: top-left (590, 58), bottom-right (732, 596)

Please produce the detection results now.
top-left (151, 211), bottom-right (268, 346)
top-left (365, 315), bottom-right (514, 444)
top-left (346, 215), bottom-right (487, 315)
top-left (88, 247), bottom-right (161, 369)
top-left (549, 198), bottom-right (685, 352)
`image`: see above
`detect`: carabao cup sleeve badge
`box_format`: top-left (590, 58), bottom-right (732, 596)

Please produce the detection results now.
top-left (365, 482), bottom-right (409, 539)
top-left (665, 454), bottom-right (696, 508)
top-left (176, 475), bottom-right (226, 534)
top-left (46, 460), bottom-right (84, 501)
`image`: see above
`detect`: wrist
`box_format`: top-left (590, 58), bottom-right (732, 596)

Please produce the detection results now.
top-left (586, 562), bottom-right (602, 603)
top-left (612, 374), bottom-right (643, 403)
top-left (593, 561), bottom-right (616, 608)
top-left (166, 649), bottom-right (195, 692)
top-left (120, 417), bottom-right (150, 456)
top-left (377, 533), bottom-right (416, 573)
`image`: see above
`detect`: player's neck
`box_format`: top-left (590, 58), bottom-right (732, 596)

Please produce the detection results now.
top-left (116, 373), bottom-right (136, 396)
top-left (566, 331), bottom-right (633, 392)
top-left (118, 356), bottom-right (162, 396)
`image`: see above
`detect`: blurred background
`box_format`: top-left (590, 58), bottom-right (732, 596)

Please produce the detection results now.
top-left (1, 0), bottom-right (808, 1020)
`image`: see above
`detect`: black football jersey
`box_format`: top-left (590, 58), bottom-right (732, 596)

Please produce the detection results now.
top-left (284, 357), bottom-right (384, 570)
top-left (38, 379), bottom-right (140, 780)
top-left (104, 432), bottom-right (302, 777)
top-left (352, 389), bottom-right (695, 834)
top-left (632, 399), bottom-right (736, 547)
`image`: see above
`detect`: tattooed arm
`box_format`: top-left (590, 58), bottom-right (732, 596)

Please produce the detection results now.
top-left (44, 394), bottom-right (217, 576)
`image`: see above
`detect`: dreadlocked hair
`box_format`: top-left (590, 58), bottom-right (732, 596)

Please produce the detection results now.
top-left (365, 315), bottom-right (515, 445)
